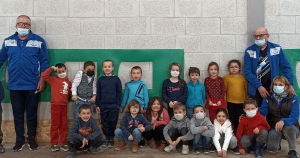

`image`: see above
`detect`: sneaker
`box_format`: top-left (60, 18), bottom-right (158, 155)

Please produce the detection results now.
top-left (138, 139), bottom-right (145, 147)
top-left (28, 139), bottom-right (39, 150)
top-left (107, 140), bottom-right (114, 148)
top-left (164, 145), bottom-right (175, 152)
top-left (12, 142), bottom-right (25, 152)
top-left (288, 150), bottom-right (298, 158)
top-left (182, 145), bottom-right (189, 155)
top-left (203, 147), bottom-right (210, 154)
top-left (66, 151), bottom-right (76, 158)
top-left (51, 145), bottom-right (60, 152)
top-left (101, 140), bottom-right (108, 148)
top-left (193, 148), bottom-right (200, 155)
top-left (0, 144), bottom-right (5, 153)
top-left (209, 144), bottom-right (217, 153)
top-left (60, 144), bottom-right (69, 151)
top-left (230, 147), bottom-right (240, 155)
top-left (87, 147), bottom-right (103, 153)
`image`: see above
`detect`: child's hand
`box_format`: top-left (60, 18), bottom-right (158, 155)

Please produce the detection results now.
top-left (128, 135), bottom-right (133, 140)
top-left (168, 140), bottom-right (176, 146)
top-left (218, 151), bottom-right (223, 157)
top-left (90, 95), bottom-right (96, 103)
top-left (72, 95), bottom-right (78, 101)
top-left (217, 101), bottom-right (221, 106)
top-left (51, 66), bottom-right (58, 71)
top-left (174, 137), bottom-right (182, 146)
top-left (120, 109), bottom-right (124, 113)
top-left (80, 138), bottom-right (88, 148)
top-left (253, 127), bottom-right (259, 134)
top-left (169, 101), bottom-right (175, 108)
top-left (221, 150), bottom-right (227, 158)
top-left (152, 121), bottom-right (156, 130)
top-left (137, 124), bottom-right (144, 128)
top-left (239, 149), bottom-right (245, 155)
top-left (209, 101), bottom-right (213, 106)
top-left (96, 107), bottom-right (100, 114)
top-left (138, 126), bottom-right (145, 132)
top-left (204, 126), bottom-right (208, 130)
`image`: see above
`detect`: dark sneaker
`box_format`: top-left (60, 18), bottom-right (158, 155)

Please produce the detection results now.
top-left (51, 145), bottom-right (60, 152)
top-left (203, 147), bottom-right (210, 154)
top-left (101, 140), bottom-right (108, 148)
top-left (138, 139), bottom-right (145, 147)
top-left (0, 144), bottom-right (5, 153)
top-left (60, 144), bottom-right (69, 151)
top-left (107, 140), bottom-right (114, 148)
top-left (288, 150), bottom-right (298, 158)
top-left (28, 139), bottom-right (39, 150)
top-left (209, 144), bottom-right (217, 153)
top-left (230, 147), bottom-right (240, 155)
top-left (87, 147), bottom-right (103, 153)
top-left (12, 142), bottom-right (25, 152)
top-left (66, 151), bottom-right (76, 158)
top-left (193, 148), bottom-right (200, 155)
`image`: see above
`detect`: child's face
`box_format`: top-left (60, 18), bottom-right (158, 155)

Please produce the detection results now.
top-left (174, 108), bottom-right (186, 115)
top-left (102, 61), bottom-right (114, 75)
top-left (189, 72), bottom-right (200, 82)
top-left (55, 67), bottom-right (67, 76)
top-left (130, 105), bottom-right (140, 115)
top-left (194, 107), bottom-right (205, 114)
top-left (216, 111), bottom-right (227, 125)
top-left (170, 65), bottom-right (180, 77)
top-left (244, 104), bottom-right (257, 112)
top-left (151, 100), bottom-right (161, 112)
top-left (131, 69), bottom-right (142, 81)
top-left (84, 65), bottom-right (95, 73)
top-left (79, 109), bottom-right (92, 122)
top-left (229, 62), bottom-right (240, 75)
top-left (208, 65), bottom-right (218, 78)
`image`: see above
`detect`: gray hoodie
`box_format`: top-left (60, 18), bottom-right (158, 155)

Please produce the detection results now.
top-left (190, 117), bottom-right (215, 137)
top-left (163, 116), bottom-right (194, 141)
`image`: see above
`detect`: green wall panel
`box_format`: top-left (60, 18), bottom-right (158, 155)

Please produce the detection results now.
top-left (284, 49), bottom-right (300, 96)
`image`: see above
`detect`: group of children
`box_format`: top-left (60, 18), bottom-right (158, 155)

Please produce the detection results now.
top-left (0, 59), bottom-right (298, 158)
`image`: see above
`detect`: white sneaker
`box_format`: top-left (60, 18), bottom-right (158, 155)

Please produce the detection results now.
top-left (164, 145), bottom-right (175, 152)
top-left (182, 145), bottom-right (189, 155)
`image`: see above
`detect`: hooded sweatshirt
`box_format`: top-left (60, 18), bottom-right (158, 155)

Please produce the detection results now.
top-left (190, 116), bottom-right (215, 137)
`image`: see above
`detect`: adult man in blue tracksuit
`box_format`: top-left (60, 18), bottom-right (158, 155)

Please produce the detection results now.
top-left (0, 15), bottom-right (49, 151)
top-left (244, 27), bottom-right (294, 107)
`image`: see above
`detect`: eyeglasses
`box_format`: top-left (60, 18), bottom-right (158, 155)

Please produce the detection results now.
top-left (16, 22), bottom-right (31, 27)
top-left (229, 66), bottom-right (239, 69)
top-left (253, 34), bottom-right (267, 39)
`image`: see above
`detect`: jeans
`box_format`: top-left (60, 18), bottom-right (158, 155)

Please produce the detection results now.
top-left (142, 125), bottom-right (165, 141)
top-left (193, 134), bottom-right (211, 149)
top-left (115, 128), bottom-right (142, 144)
top-left (267, 126), bottom-right (300, 151)
top-left (186, 107), bottom-right (194, 119)
top-left (73, 98), bottom-right (93, 119)
top-left (168, 127), bottom-right (189, 145)
top-left (240, 129), bottom-right (268, 148)
top-left (68, 134), bottom-right (103, 151)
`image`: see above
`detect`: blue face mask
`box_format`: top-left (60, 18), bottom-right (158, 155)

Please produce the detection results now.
top-left (254, 39), bottom-right (266, 47)
top-left (273, 86), bottom-right (285, 94)
top-left (17, 28), bottom-right (29, 36)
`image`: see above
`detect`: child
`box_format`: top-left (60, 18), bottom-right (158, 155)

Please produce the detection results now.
top-left (0, 81), bottom-right (5, 153)
top-left (162, 62), bottom-right (188, 118)
top-left (95, 60), bottom-right (122, 148)
top-left (66, 104), bottom-right (104, 158)
top-left (190, 105), bottom-right (215, 155)
top-left (121, 66), bottom-right (149, 112)
top-left (186, 67), bottom-right (206, 119)
top-left (42, 63), bottom-right (72, 152)
top-left (143, 96), bottom-right (170, 150)
top-left (213, 108), bottom-right (239, 158)
top-left (114, 99), bottom-right (151, 153)
top-left (224, 59), bottom-right (248, 132)
top-left (237, 98), bottom-right (270, 158)
top-left (163, 102), bottom-right (193, 155)
top-left (71, 61), bottom-right (97, 119)
top-left (259, 76), bottom-right (299, 158)
top-left (204, 62), bottom-right (226, 122)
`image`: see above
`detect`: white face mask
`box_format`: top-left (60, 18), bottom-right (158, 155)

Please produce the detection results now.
top-left (57, 72), bottom-right (67, 78)
top-left (171, 70), bottom-right (180, 77)
top-left (246, 109), bottom-right (257, 118)
top-left (195, 112), bottom-right (205, 120)
top-left (174, 114), bottom-right (184, 121)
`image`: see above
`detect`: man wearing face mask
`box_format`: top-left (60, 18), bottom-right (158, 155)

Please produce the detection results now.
top-left (244, 27), bottom-right (294, 107)
top-left (0, 15), bottom-right (49, 151)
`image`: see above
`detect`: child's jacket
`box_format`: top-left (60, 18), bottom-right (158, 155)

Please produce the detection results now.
top-left (69, 117), bottom-right (102, 141)
top-left (213, 119), bottom-right (234, 151)
top-left (190, 116), bottom-right (215, 137)
top-left (119, 113), bottom-right (151, 138)
top-left (163, 116), bottom-right (194, 141)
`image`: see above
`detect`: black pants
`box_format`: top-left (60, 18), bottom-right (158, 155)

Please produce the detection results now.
top-left (227, 102), bottom-right (244, 132)
top-left (168, 127), bottom-right (189, 145)
top-left (68, 134), bottom-right (103, 152)
top-left (100, 104), bottom-right (119, 140)
top-left (142, 125), bottom-right (165, 141)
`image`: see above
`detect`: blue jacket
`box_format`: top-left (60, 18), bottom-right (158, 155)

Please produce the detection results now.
top-left (243, 41), bottom-right (293, 96)
top-left (186, 81), bottom-right (206, 108)
top-left (0, 32), bottom-right (49, 90)
top-left (259, 94), bottom-right (299, 127)
top-left (0, 81), bottom-right (4, 112)
top-left (121, 80), bottom-right (149, 110)
top-left (119, 113), bottom-right (151, 138)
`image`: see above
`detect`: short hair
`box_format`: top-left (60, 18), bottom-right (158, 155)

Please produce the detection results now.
top-left (188, 67), bottom-right (200, 76)
top-left (227, 59), bottom-right (241, 71)
top-left (243, 98), bottom-right (258, 108)
top-left (125, 99), bottom-right (142, 114)
top-left (55, 63), bottom-right (66, 70)
top-left (83, 61), bottom-right (95, 69)
top-left (216, 108), bottom-right (229, 117)
top-left (102, 59), bottom-right (114, 67)
top-left (131, 66), bottom-right (142, 74)
top-left (207, 61), bottom-right (219, 72)
top-left (193, 105), bottom-right (205, 113)
top-left (173, 102), bottom-right (186, 111)
top-left (79, 104), bottom-right (91, 113)
top-left (16, 15), bottom-right (31, 24)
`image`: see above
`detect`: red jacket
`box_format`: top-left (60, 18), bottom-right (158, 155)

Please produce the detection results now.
top-left (42, 67), bottom-right (71, 105)
top-left (236, 112), bottom-right (270, 149)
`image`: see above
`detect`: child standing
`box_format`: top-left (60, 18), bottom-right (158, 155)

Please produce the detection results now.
top-left (95, 60), bottom-right (122, 148)
top-left (190, 105), bottom-right (215, 155)
top-left (186, 67), bottom-right (206, 119)
top-left (66, 104), bottom-right (104, 158)
top-left (115, 99), bottom-right (151, 153)
top-left (163, 102), bottom-right (193, 155)
top-left (162, 62), bottom-right (188, 118)
top-left (121, 66), bottom-right (149, 112)
top-left (42, 63), bottom-right (71, 152)
top-left (237, 98), bottom-right (270, 158)
top-left (143, 96), bottom-right (170, 151)
top-left (224, 59), bottom-right (248, 132)
top-left (213, 108), bottom-right (239, 158)
top-left (71, 61), bottom-right (97, 119)
top-left (0, 81), bottom-right (5, 153)
top-left (204, 62), bottom-right (226, 122)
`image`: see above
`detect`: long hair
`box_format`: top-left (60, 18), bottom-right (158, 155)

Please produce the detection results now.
top-left (125, 99), bottom-right (142, 114)
top-left (270, 76), bottom-right (293, 94)
top-left (145, 97), bottom-right (164, 122)
top-left (169, 62), bottom-right (184, 88)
